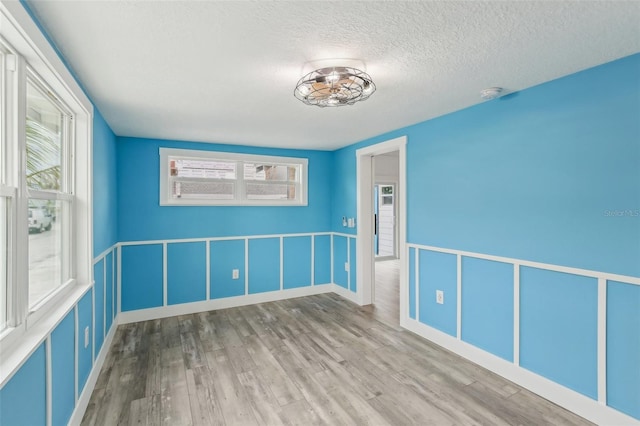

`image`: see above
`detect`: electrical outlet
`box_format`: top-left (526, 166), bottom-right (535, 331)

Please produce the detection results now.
top-left (84, 326), bottom-right (89, 348)
top-left (232, 269), bottom-right (239, 279)
top-left (344, 262), bottom-right (349, 272)
top-left (436, 290), bottom-right (444, 305)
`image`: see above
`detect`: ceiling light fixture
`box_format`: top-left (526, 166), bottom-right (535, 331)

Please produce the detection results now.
top-left (294, 66), bottom-right (376, 107)
top-left (480, 87), bottom-right (503, 101)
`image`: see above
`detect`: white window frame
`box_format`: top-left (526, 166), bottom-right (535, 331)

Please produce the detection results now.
top-left (25, 71), bottom-right (75, 310)
top-left (159, 148), bottom-right (308, 206)
top-left (0, 1), bottom-right (92, 357)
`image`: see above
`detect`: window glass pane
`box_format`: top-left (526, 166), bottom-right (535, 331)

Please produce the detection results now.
top-left (0, 196), bottom-right (7, 331)
top-left (170, 158), bottom-right (236, 179)
top-left (172, 180), bottom-right (235, 200)
top-left (28, 199), bottom-right (62, 307)
top-left (26, 81), bottom-right (63, 191)
top-left (245, 182), bottom-right (296, 200)
top-left (244, 164), bottom-right (298, 182)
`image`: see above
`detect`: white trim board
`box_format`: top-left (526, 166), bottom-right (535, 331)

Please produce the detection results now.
top-left (331, 283), bottom-right (359, 305)
top-left (356, 136), bottom-right (408, 314)
top-left (407, 243), bottom-right (640, 285)
top-left (118, 232), bottom-right (333, 247)
top-left (118, 283), bottom-right (335, 324)
top-left (404, 318), bottom-right (640, 426)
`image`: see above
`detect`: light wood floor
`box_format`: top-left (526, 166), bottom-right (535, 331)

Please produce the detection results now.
top-left (367, 259), bottom-right (401, 328)
top-left (82, 293), bottom-right (592, 426)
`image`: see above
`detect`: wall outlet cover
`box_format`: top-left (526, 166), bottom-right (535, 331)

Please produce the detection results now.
top-left (232, 269), bottom-right (240, 279)
top-left (436, 290), bottom-right (444, 304)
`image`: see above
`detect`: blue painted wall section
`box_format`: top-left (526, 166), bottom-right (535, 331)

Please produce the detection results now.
top-left (0, 343), bottom-right (46, 426)
top-left (283, 236), bottom-right (312, 289)
top-left (606, 281), bottom-right (640, 419)
top-left (248, 238), bottom-right (280, 294)
top-left (418, 250), bottom-right (457, 337)
top-left (117, 137), bottom-right (332, 241)
top-left (520, 267), bottom-right (598, 399)
top-left (167, 241), bottom-right (206, 305)
top-left (93, 260), bottom-right (105, 355)
top-left (210, 240), bottom-right (245, 299)
top-left (93, 110), bottom-right (118, 256)
top-left (409, 247), bottom-right (416, 319)
top-left (51, 311), bottom-right (75, 426)
top-left (330, 150), bottom-right (357, 234)
top-left (461, 257), bottom-right (514, 362)
top-left (332, 54), bottom-right (640, 278)
top-left (121, 244), bottom-right (164, 311)
top-left (333, 235), bottom-right (348, 288)
top-left (77, 290), bottom-right (93, 394)
top-left (313, 235), bottom-right (331, 284)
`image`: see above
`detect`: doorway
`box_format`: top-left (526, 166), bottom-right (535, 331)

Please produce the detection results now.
top-left (375, 183), bottom-right (397, 259)
top-left (355, 136), bottom-right (407, 328)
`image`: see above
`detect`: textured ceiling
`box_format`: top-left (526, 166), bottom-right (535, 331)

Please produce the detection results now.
top-left (26, 1), bottom-right (640, 150)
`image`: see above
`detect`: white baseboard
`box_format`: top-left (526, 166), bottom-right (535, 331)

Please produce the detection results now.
top-left (118, 284), bottom-right (334, 324)
top-left (68, 317), bottom-right (118, 426)
top-left (404, 318), bottom-right (640, 426)
top-left (331, 283), bottom-right (359, 304)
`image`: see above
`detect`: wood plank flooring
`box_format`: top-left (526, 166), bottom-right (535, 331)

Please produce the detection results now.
top-left (82, 293), bottom-right (592, 426)
top-left (367, 259), bottom-right (401, 328)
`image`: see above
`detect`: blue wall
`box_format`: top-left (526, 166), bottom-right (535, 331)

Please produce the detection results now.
top-left (0, 344), bottom-right (46, 425)
top-left (93, 110), bottom-right (118, 256)
top-left (520, 268), bottom-right (598, 399)
top-left (210, 240), bottom-right (245, 299)
top-left (313, 235), bottom-right (332, 285)
top-left (461, 257), bottom-right (514, 362)
top-left (121, 244), bottom-right (163, 311)
top-left (120, 234), bottom-right (335, 311)
top-left (333, 53), bottom-right (640, 420)
top-left (333, 235), bottom-right (348, 288)
top-left (117, 137), bottom-right (332, 242)
top-left (248, 238), bottom-right (280, 294)
top-left (51, 311), bottom-right (75, 426)
top-left (167, 241), bottom-right (207, 305)
top-left (333, 54), bottom-right (640, 278)
top-left (283, 236), bottom-right (312, 289)
top-left (418, 250), bottom-right (457, 337)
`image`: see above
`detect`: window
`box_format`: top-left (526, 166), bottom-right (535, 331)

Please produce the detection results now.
top-left (160, 148), bottom-right (308, 206)
top-left (0, 2), bottom-right (92, 344)
top-left (0, 41), bottom-right (11, 332)
top-left (26, 77), bottom-right (73, 309)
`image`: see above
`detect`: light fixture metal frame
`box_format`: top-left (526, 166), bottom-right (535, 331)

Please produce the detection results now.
top-left (294, 66), bottom-right (376, 107)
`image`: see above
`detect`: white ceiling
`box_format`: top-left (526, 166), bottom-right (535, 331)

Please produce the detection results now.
top-left (27, 1), bottom-right (640, 151)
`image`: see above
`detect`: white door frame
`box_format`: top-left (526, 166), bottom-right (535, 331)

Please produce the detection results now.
top-left (355, 136), bottom-right (407, 326)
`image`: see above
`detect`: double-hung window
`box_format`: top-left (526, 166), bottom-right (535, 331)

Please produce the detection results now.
top-left (0, 3), bottom-right (92, 348)
top-left (160, 148), bottom-right (308, 206)
top-left (25, 75), bottom-right (73, 309)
